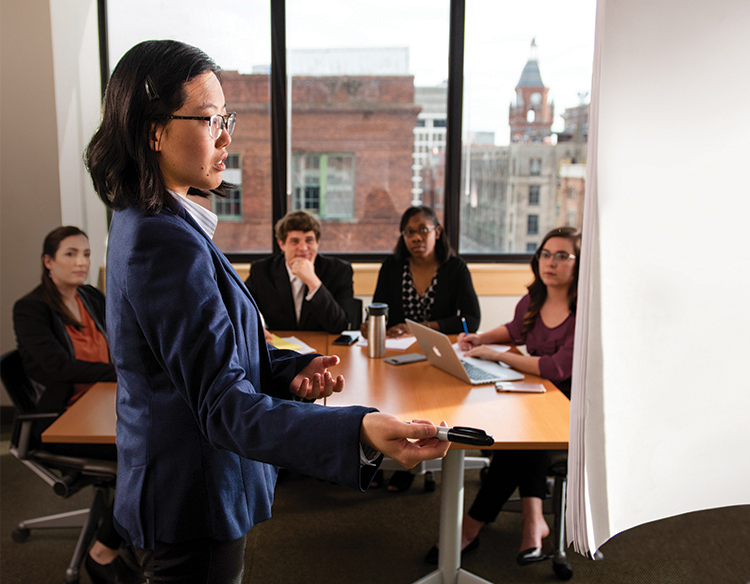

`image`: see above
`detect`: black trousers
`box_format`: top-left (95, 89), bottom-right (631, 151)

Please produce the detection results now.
top-left (135, 535), bottom-right (246, 584)
top-left (468, 449), bottom-right (549, 524)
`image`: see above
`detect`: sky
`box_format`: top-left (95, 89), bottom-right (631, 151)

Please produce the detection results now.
top-left (108, 0), bottom-right (596, 145)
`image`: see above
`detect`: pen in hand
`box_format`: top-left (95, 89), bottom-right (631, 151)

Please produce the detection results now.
top-left (461, 316), bottom-right (469, 336)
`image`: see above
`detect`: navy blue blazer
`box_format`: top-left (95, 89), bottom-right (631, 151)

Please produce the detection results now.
top-left (106, 205), bottom-right (378, 549)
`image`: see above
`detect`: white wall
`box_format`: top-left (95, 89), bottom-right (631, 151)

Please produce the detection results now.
top-left (0, 0), bottom-right (106, 406)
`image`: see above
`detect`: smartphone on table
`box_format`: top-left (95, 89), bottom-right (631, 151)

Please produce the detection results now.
top-left (332, 333), bottom-right (358, 346)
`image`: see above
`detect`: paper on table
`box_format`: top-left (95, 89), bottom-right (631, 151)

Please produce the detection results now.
top-left (269, 335), bottom-right (318, 354)
top-left (452, 343), bottom-right (512, 357)
top-left (268, 334), bottom-right (300, 350)
top-left (356, 335), bottom-right (417, 350)
top-left (283, 336), bottom-right (318, 354)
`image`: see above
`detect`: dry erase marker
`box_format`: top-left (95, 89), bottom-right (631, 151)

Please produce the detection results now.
top-left (434, 425), bottom-right (494, 446)
top-left (461, 317), bottom-right (469, 336)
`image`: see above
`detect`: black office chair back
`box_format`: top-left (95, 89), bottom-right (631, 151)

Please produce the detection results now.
top-left (1, 350), bottom-right (37, 415)
top-left (345, 297), bottom-right (363, 330)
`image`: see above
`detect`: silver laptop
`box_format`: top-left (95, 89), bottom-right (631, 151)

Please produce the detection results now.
top-left (406, 319), bottom-right (525, 385)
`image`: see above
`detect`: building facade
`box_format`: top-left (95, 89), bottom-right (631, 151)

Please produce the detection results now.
top-left (211, 71), bottom-right (420, 253)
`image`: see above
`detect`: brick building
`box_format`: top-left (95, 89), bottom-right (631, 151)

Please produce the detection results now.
top-left (209, 71), bottom-right (421, 253)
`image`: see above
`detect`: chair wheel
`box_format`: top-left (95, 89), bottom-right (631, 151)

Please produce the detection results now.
top-left (553, 559), bottom-right (573, 580)
top-left (423, 471), bottom-right (436, 492)
top-left (64, 565), bottom-right (80, 584)
top-left (12, 528), bottom-right (30, 543)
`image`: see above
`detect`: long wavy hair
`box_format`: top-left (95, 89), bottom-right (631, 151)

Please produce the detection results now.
top-left (520, 226), bottom-right (582, 341)
top-left (40, 226), bottom-right (89, 330)
top-left (393, 206), bottom-right (454, 264)
top-left (85, 40), bottom-right (232, 215)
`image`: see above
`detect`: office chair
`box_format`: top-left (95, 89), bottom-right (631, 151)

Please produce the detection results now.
top-left (493, 450), bottom-right (602, 580)
top-left (1, 350), bottom-right (118, 584)
top-left (345, 297), bottom-right (363, 330)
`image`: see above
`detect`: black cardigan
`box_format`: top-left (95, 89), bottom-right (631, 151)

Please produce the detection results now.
top-left (13, 284), bottom-right (116, 414)
top-left (371, 255), bottom-right (481, 334)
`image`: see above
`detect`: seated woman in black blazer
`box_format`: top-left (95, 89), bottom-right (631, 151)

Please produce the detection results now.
top-left (365, 205), bottom-right (480, 337)
top-left (13, 226), bottom-right (139, 584)
top-left (363, 206), bottom-right (481, 490)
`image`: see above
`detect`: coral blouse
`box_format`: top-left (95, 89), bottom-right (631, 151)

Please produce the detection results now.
top-left (65, 294), bottom-right (110, 405)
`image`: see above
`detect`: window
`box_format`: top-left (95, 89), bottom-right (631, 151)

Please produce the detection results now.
top-left (213, 153), bottom-right (242, 219)
top-left (292, 154), bottom-right (355, 219)
top-left (106, 0), bottom-right (594, 260)
top-left (527, 214), bottom-right (539, 235)
top-left (528, 185), bottom-right (540, 206)
top-left (288, 0), bottom-right (449, 253)
top-left (526, 242), bottom-right (538, 253)
top-left (106, 0), bottom-right (273, 254)
top-left (215, 187), bottom-right (242, 219)
top-left (458, 0), bottom-right (595, 255)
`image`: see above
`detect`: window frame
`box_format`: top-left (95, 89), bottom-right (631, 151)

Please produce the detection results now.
top-left (213, 153), bottom-right (243, 220)
top-left (100, 0), bottom-right (534, 265)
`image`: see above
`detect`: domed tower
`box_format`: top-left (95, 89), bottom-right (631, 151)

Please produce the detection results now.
top-left (509, 39), bottom-right (554, 143)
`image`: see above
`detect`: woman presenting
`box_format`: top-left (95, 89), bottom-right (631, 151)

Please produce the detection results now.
top-left (425, 226), bottom-right (580, 566)
top-left (85, 40), bottom-right (448, 583)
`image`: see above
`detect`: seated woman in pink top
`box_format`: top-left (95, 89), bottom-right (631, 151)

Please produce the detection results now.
top-left (425, 226), bottom-right (581, 567)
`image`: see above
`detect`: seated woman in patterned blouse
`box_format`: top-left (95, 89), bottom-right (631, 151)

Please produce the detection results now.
top-left (364, 205), bottom-right (480, 338)
top-left (362, 205), bottom-right (481, 491)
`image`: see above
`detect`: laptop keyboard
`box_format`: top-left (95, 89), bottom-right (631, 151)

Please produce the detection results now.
top-left (460, 359), bottom-right (500, 382)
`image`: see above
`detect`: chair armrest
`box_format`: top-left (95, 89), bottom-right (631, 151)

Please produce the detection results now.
top-left (16, 412), bottom-right (59, 421)
top-left (32, 450), bottom-right (117, 476)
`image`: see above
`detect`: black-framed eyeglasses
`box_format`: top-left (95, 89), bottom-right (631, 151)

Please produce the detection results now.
top-left (537, 249), bottom-right (576, 262)
top-left (167, 112), bottom-right (237, 139)
top-left (402, 225), bottom-right (437, 238)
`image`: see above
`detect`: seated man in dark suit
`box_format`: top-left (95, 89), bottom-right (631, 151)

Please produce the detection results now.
top-left (246, 210), bottom-right (354, 334)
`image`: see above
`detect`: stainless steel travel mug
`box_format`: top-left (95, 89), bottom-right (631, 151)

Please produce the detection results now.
top-left (366, 303), bottom-right (388, 358)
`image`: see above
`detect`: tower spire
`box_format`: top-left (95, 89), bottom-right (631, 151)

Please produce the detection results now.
top-left (517, 38), bottom-right (544, 87)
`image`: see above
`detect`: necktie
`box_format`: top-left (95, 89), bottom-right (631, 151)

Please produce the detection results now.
top-left (292, 277), bottom-right (305, 324)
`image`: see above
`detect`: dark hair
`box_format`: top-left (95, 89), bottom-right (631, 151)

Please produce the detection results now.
top-left (85, 40), bottom-right (232, 215)
top-left (520, 226), bottom-right (582, 341)
top-left (274, 210), bottom-right (322, 243)
top-left (40, 226), bottom-right (89, 330)
top-left (393, 206), bottom-right (454, 264)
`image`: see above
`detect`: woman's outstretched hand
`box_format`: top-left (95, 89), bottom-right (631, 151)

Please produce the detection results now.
top-left (360, 414), bottom-right (450, 468)
top-left (289, 355), bottom-right (345, 400)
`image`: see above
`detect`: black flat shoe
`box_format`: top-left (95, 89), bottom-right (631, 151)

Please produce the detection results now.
top-left (516, 546), bottom-right (549, 566)
top-left (85, 554), bottom-right (143, 584)
top-left (424, 536), bottom-right (480, 565)
top-left (387, 470), bottom-right (415, 492)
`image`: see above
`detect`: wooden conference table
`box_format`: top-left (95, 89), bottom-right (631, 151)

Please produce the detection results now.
top-left (42, 330), bottom-right (570, 584)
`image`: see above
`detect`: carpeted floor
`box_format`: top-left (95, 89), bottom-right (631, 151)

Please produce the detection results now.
top-left (2, 440), bottom-right (749, 584)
